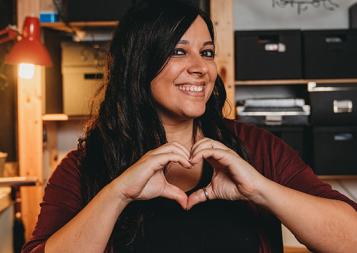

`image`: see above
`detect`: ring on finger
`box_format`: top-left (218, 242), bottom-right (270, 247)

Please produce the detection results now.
top-left (203, 187), bottom-right (210, 201)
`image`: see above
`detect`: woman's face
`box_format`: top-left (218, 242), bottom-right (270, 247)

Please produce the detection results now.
top-left (151, 16), bottom-right (217, 124)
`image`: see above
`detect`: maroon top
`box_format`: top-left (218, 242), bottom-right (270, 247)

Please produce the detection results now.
top-left (22, 121), bottom-right (357, 253)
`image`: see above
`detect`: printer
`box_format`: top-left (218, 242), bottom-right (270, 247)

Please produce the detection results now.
top-left (237, 98), bottom-right (310, 126)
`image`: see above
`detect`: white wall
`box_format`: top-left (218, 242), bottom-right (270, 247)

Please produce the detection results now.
top-left (57, 121), bottom-right (84, 161)
top-left (234, 0), bottom-right (357, 30)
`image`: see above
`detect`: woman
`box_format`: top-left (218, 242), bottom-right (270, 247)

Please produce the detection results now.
top-left (23, 1), bottom-right (357, 252)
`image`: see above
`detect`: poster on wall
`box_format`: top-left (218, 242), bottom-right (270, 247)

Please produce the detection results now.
top-left (272, 0), bottom-right (339, 14)
top-left (234, 0), bottom-right (357, 29)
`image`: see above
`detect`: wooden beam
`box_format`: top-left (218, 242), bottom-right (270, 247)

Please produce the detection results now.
top-left (17, 0), bottom-right (41, 30)
top-left (17, 0), bottom-right (43, 241)
top-left (210, 0), bottom-right (235, 119)
top-left (17, 66), bottom-right (44, 240)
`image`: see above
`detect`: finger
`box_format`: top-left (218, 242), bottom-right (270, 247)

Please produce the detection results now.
top-left (191, 138), bottom-right (212, 153)
top-left (190, 148), bottom-right (231, 166)
top-left (161, 183), bottom-right (188, 209)
top-left (187, 185), bottom-right (214, 210)
top-left (151, 143), bottom-right (190, 160)
top-left (191, 139), bottom-right (228, 157)
top-left (150, 153), bottom-right (192, 173)
top-left (171, 142), bottom-right (191, 159)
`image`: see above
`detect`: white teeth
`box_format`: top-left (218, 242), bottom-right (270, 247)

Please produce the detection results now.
top-left (178, 85), bottom-right (204, 93)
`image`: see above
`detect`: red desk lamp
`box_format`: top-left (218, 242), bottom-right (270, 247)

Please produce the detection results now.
top-left (0, 16), bottom-right (52, 78)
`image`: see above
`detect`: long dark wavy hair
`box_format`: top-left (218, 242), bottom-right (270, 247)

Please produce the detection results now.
top-left (79, 0), bottom-right (250, 251)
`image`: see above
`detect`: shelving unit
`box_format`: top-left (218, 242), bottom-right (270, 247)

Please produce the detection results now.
top-left (15, 1), bottom-right (119, 239)
top-left (229, 3), bottom-right (357, 251)
top-left (235, 78), bottom-right (357, 86)
top-left (235, 78), bottom-right (357, 178)
top-left (41, 21), bottom-right (118, 33)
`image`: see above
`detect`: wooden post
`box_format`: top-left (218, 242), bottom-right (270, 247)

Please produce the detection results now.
top-left (17, 0), bottom-right (44, 240)
top-left (17, 0), bottom-right (41, 31)
top-left (17, 67), bottom-right (44, 240)
top-left (210, 0), bottom-right (235, 119)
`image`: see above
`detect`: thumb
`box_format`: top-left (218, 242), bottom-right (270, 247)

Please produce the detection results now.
top-left (187, 185), bottom-right (214, 210)
top-left (161, 183), bottom-right (188, 209)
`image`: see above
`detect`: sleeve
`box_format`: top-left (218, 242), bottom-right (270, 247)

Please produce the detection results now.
top-left (268, 132), bottom-right (357, 211)
top-left (21, 150), bottom-right (83, 253)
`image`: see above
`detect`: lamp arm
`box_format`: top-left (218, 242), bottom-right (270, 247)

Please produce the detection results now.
top-left (0, 25), bottom-right (20, 44)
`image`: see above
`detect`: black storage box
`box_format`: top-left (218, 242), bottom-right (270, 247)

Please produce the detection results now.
top-left (62, 0), bottom-right (135, 21)
top-left (235, 30), bottom-right (302, 80)
top-left (61, 0), bottom-right (209, 22)
top-left (312, 126), bottom-right (357, 175)
top-left (303, 30), bottom-right (357, 78)
top-left (264, 126), bottom-right (312, 165)
top-left (308, 83), bottom-right (357, 125)
top-left (62, 0), bottom-right (134, 21)
top-left (349, 2), bottom-right (357, 28)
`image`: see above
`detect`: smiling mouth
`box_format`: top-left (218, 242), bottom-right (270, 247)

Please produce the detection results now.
top-left (176, 83), bottom-right (206, 96)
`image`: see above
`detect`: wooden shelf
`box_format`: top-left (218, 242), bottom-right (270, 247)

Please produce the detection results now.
top-left (235, 78), bottom-right (357, 86)
top-left (284, 246), bottom-right (311, 253)
top-left (42, 114), bottom-right (89, 122)
top-left (236, 79), bottom-right (307, 85)
top-left (318, 175), bottom-right (357, 180)
top-left (41, 21), bottom-right (119, 33)
top-left (42, 114), bottom-right (68, 121)
top-left (0, 176), bottom-right (38, 187)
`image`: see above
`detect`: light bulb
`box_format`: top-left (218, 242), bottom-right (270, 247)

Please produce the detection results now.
top-left (18, 63), bottom-right (35, 79)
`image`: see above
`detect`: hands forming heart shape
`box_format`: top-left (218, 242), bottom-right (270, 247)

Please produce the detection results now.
top-left (113, 138), bottom-right (266, 210)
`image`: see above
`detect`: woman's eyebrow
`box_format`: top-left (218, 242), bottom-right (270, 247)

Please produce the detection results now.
top-left (177, 40), bottom-right (215, 46)
top-left (177, 40), bottom-right (189, 45)
top-left (203, 41), bottom-right (215, 47)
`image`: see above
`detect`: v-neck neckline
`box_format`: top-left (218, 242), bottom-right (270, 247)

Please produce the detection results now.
top-left (185, 161), bottom-right (213, 195)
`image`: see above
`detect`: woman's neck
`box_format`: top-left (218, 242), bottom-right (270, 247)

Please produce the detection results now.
top-left (163, 119), bottom-right (197, 150)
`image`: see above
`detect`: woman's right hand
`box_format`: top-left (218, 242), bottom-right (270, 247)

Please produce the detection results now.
top-left (109, 142), bottom-right (192, 209)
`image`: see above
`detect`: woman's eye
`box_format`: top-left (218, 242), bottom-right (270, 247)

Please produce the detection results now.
top-left (201, 49), bottom-right (215, 58)
top-left (172, 48), bottom-right (186, 56)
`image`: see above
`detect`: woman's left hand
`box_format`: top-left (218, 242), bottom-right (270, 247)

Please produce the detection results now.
top-left (187, 138), bottom-right (268, 209)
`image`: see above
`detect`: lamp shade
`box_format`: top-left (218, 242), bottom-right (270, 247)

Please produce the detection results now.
top-left (5, 17), bottom-right (52, 66)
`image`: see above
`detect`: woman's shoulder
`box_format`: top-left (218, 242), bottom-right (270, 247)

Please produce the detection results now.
top-left (224, 118), bottom-right (300, 159)
top-left (48, 149), bottom-right (83, 189)
top-left (223, 119), bottom-right (303, 179)
top-left (56, 149), bottom-right (83, 172)
top-left (42, 149), bottom-right (84, 210)
top-left (223, 118), bottom-right (276, 147)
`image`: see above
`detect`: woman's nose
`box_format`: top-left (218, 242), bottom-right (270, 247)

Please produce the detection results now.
top-left (187, 54), bottom-right (208, 76)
